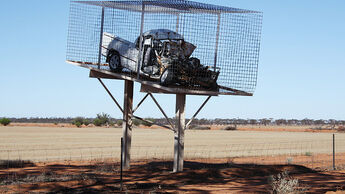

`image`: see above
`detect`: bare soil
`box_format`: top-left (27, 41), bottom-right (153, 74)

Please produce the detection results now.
top-left (0, 158), bottom-right (345, 193)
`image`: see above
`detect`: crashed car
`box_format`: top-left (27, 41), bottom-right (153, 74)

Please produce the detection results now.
top-left (102, 29), bottom-right (219, 89)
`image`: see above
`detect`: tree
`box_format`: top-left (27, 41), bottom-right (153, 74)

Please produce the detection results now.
top-left (0, 118), bottom-right (11, 126)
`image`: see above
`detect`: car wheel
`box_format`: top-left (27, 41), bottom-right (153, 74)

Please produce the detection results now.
top-left (160, 67), bottom-right (174, 85)
top-left (109, 52), bottom-right (122, 72)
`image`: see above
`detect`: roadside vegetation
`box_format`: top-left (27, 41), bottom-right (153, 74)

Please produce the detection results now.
top-left (0, 118), bottom-right (11, 126)
top-left (2, 116), bottom-right (344, 131)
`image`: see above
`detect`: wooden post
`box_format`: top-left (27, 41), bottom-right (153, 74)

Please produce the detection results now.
top-left (173, 94), bottom-right (186, 172)
top-left (122, 80), bottom-right (133, 169)
top-left (333, 134), bottom-right (335, 170)
top-left (120, 137), bottom-right (123, 191)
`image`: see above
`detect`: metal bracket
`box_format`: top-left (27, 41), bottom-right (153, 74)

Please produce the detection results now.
top-left (133, 93), bottom-right (149, 114)
top-left (149, 93), bottom-right (176, 132)
top-left (185, 96), bottom-right (212, 129)
top-left (98, 79), bottom-right (175, 131)
top-left (98, 78), bottom-right (123, 113)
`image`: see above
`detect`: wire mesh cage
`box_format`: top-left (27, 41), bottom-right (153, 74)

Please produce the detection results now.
top-left (67, 0), bottom-right (263, 95)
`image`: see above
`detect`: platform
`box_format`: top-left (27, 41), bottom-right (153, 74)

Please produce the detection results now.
top-left (67, 60), bottom-right (252, 96)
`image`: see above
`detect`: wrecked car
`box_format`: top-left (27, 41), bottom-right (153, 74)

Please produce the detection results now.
top-left (102, 29), bottom-right (219, 89)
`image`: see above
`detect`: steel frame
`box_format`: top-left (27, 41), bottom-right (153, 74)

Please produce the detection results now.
top-left (97, 77), bottom-right (212, 171)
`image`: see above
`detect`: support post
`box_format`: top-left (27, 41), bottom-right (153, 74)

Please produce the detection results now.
top-left (122, 80), bottom-right (133, 169)
top-left (333, 134), bottom-right (335, 170)
top-left (120, 137), bottom-right (123, 191)
top-left (173, 94), bottom-right (186, 172)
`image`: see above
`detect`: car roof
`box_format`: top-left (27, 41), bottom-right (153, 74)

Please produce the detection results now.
top-left (143, 29), bottom-right (183, 40)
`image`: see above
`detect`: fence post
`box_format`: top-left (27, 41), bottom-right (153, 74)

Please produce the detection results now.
top-left (333, 134), bottom-right (335, 170)
top-left (120, 137), bottom-right (123, 191)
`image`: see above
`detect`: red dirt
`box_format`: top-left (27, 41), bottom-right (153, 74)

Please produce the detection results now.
top-left (1, 158), bottom-right (344, 193)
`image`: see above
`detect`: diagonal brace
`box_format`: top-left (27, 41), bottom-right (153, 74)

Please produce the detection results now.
top-left (97, 78), bottom-right (123, 113)
top-left (149, 93), bottom-right (176, 132)
top-left (133, 115), bottom-right (173, 131)
top-left (133, 93), bottom-right (149, 114)
top-left (185, 96), bottom-right (212, 129)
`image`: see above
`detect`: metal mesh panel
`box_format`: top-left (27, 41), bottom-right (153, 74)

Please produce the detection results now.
top-left (67, 0), bottom-right (263, 95)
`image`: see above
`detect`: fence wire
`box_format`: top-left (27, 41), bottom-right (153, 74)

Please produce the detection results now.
top-left (1, 139), bottom-right (345, 169)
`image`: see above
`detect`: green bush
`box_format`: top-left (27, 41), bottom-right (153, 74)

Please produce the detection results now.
top-left (93, 118), bottom-right (102, 126)
top-left (83, 119), bottom-right (91, 126)
top-left (132, 119), bottom-right (141, 126)
top-left (96, 113), bottom-right (110, 125)
top-left (116, 120), bottom-right (123, 126)
top-left (0, 118), bottom-right (11, 126)
top-left (74, 121), bottom-right (82, 128)
top-left (142, 118), bottom-right (155, 127)
top-left (222, 125), bottom-right (237, 131)
top-left (72, 117), bottom-right (84, 127)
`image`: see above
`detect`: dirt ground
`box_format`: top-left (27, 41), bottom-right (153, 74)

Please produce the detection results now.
top-left (1, 125), bottom-right (344, 193)
top-left (0, 158), bottom-right (345, 193)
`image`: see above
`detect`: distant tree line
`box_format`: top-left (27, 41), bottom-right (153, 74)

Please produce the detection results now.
top-left (5, 117), bottom-right (345, 126)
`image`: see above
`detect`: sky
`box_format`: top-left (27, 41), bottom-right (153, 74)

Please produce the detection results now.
top-left (0, 0), bottom-right (344, 120)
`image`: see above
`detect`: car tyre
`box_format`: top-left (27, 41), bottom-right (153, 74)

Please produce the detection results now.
top-left (109, 51), bottom-right (122, 72)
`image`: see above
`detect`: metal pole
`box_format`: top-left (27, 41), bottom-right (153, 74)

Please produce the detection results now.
top-left (173, 94), bottom-right (186, 172)
top-left (176, 14), bottom-right (180, 33)
top-left (185, 96), bottom-right (211, 129)
top-left (133, 93), bottom-right (149, 114)
top-left (120, 137), bottom-right (123, 191)
top-left (214, 13), bottom-right (221, 70)
top-left (333, 134), bottom-right (335, 170)
top-left (98, 78), bottom-right (124, 113)
top-left (149, 93), bottom-right (176, 131)
top-left (98, 6), bottom-right (105, 69)
top-left (122, 80), bottom-right (133, 169)
top-left (137, 2), bottom-right (145, 79)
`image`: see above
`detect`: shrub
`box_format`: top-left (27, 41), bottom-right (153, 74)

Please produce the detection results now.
top-left (96, 113), bottom-right (110, 125)
top-left (132, 119), bottom-right (141, 126)
top-left (222, 126), bottom-right (237, 131)
top-left (116, 120), bottom-right (123, 126)
top-left (0, 118), bottom-right (11, 126)
top-left (142, 118), bottom-right (155, 127)
top-left (93, 118), bottom-right (102, 127)
top-left (74, 121), bottom-right (82, 128)
top-left (72, 117), bottom-right (84, 127)
top-left (338, 126), bottom-right (345, 132)
top-left (92, 113), bottom-right (112, 127)
top-left (305, 152), bottom-right (312, 156)
top-left (268, 171), bottom-right (307, 194)
top-left (189, 125), bottom-right (210, 130)
top-left (83, 119), bottom-right (91, 126)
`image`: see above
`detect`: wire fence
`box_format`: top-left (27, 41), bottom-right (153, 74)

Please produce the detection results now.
top-left (1, 138), bottom-right (344, 169)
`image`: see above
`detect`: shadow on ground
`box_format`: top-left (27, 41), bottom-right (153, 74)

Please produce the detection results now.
top-left (1, 160), bottom-right (344, 193)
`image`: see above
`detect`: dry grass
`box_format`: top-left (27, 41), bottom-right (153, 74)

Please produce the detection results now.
top-left (0, 126), bottom-right (344, 162)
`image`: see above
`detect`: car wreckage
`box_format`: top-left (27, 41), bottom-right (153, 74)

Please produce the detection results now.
top-left (102, 29), bottom-right (219, 90)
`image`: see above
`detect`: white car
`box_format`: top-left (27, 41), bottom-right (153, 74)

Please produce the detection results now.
top-left (102, 29), bottom-right (219, 89)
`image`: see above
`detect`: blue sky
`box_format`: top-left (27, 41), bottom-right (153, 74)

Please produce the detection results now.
top-left (0, 0), bottom-right (344, 120)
